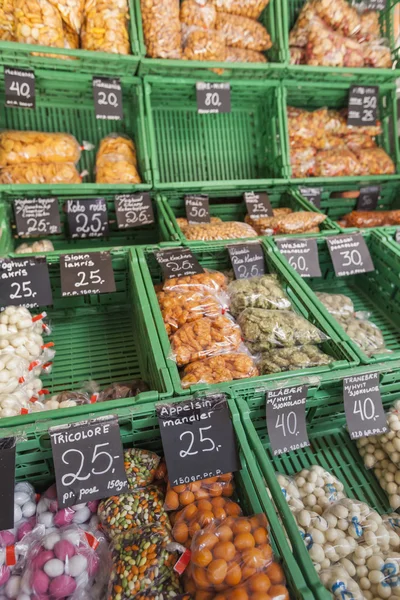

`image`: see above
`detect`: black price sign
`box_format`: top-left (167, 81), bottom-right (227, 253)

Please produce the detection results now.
top-left (155, 248), bottom-right (204, 279)
top-left (276, 238), bottom-right (321, 278)
top-left (66, 199), bottom-right (109, 239)
top-left (50, 416), bottom-right (128, 508)
top-left (196, 82), bottom-right (231, 114)
top-left (228, 243), bottom-right (266, 279)
top-left (4, 67), bottom-right (35, 109)
top-left (0, 438), bottom-right (16, 531)
top-left (266, 385), bottom-right (310, 457)
top-left (185, 195), bottom-right (210, 224)
top-left (60, 252), bottom-right (116, 297)
top-left (348, 85), bottom-right (379, 127)
top-left (343, 372), bottom-right (387, 440)
top-left (299, 187), bottom-right (322, 209)
top-left (244, 191), bottom-right (273, 218)
top-left (157, 394), bottom-right (240, 487)
top-left (115, 193), bottom-right (154, 229)
top-left (14, 197), bottom-right (61, 237)
top-left (92, 77), bottom-right (123, 120)
top-left (0, 257), bottom-right (52, 310)
top-left (395, 229), bottom-right (400, 243)
top-left (327, 234), bottom-right (374, 277)
top-left (357, 186), bottom-right (380, 211)
top-left (364, 0), bottom-right (386, 10)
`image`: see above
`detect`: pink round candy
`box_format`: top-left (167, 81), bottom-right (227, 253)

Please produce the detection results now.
top-left (53, 510), bottom-right (74, 528)
top-left (0, 565), bottom-right (10, 587)
top-left (32, 570), bottom-right (50, 594)
top-left (32, 551), bottom-right (55, 570)
top-left (54, 541), bottom-right (75, 562)
top-left (49, 501), bottom-right (58, 514)
top-left (46, 485), bottom-right (57, 500)
top-left (49, 575), bottom-right (76, 599)
top-left (36, 595), bottom-right (50, 600)
top-left (0, 530), bottom-right (15, 546)
top-left (17, 517), bottom-right (35, 541)
top-left (87, 501), bottom-right (99, 514)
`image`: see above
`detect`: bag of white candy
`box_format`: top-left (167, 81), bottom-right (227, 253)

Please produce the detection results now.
top-left (37, 483), bottom-right (99, 531)
top-left (293, 465), bottom-right (346, 514)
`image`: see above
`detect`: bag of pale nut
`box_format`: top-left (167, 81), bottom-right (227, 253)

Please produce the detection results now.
top-left (15, 0), bottom-right (64, 48)
top-left (47, 0), bottom-right (84, 34)
top-left (182, 221), bottom-right (258, 241)
top-left (0, 131), bottom-right (82, 167)
top-left (183, 26), bottom-right (226, 61)
top-left (180, 0), bottom-right (217, 29)
top-left (0, 0), bottom-right (14, 41)
top-left (0, 163), bottom-right (82, 184)
top-left (141, 0), bottom-right (182, 59)
top-left (81, 0), bottom-right (130, 54)
top-left (226, 47), bottom-right (267, 62)
top-left (214, 0), bottom-right (270, 20)
top-left (215, 12), bottom-right (272, 52)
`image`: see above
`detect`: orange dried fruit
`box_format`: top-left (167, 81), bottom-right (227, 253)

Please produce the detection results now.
top-left (234, 532), bottom-right (256, 551)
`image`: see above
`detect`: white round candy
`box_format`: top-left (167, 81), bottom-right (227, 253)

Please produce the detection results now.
top-left (65, 555), bottom-right (87, 578)
top-left (13, 506), bottom-right (22, 524)
top-left (44, 559), bottom-right (64, 578)
top-left (5, 576), bottom-right (21, 599)
top-left (21, 501), bottom-right (36, 518)
top-left (38, 512), bottom-right (54, 527)
top-left (44, 532), bottom-right (61, 550)
top-left (72, 507), bottom-right (91, 524)
top-left (14, 492), bottom-right (30, 507)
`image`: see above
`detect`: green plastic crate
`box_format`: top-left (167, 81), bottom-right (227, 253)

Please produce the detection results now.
top-left (0, 0), bottom-right (140, 76)
top-left (266, 231), bottom-right (400, 365)
top-left (0, 71), bottom-right (151, 193)
top-left (135, 0), bottom-right (284, 79)
top-left (7, 396), bottom-right (314, 600)
top-left (293, 180), bottom-right (400, 234)
top-left (0, 248), bottom-right (173, 431)
top-left (157, 185), bottom-right (338, 245)
top-left (282, 0), bottom-right (400, 83)
top-left (235, 365), bottom-right (400, 600)
top-left (144, 76), bottom-right (286, 189)
top-left (282, 80), bottom-right (400, 182)
top-left (0, 193), bottom-right (175, 256)
top-left (136, 242), bottom-right (359, 397)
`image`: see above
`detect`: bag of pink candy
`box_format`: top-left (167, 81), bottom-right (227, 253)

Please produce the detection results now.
top-left (36, 484), bottom-right (99, 531)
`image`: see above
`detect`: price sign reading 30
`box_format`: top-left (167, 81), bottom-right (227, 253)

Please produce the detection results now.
top-left (157, 394), bottom-right (240, 486)
top-left (50, 416), bottom-right (128, 508)
top-left (327, 234), bottom-right (375, 277)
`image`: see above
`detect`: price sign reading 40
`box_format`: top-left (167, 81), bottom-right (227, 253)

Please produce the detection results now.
top-left (266, 385), bottom-right (310, 456)
top-left (50, 416), bottom-right (128, 508)
top-left (196, 82), bottom-right (231, 114)
top-left (327, 234), bottom-right (374, 277)
top-left (157, 394), bottom-right (241, 487)
top-left (343, 372), bottom-right (387, 440)
top-left (4, 66), bottom-right (35, 109)
top-left (0, 257), bottom-right (53, 310)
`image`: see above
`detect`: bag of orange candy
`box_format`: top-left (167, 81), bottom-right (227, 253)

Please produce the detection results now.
top-left (164, 473), bottom-right (235, 511)
top-left (186, 513), bottom-right (289, 600)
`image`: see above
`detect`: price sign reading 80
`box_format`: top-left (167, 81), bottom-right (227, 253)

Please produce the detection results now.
top-left (196, 82), bottom-right (231, 114)
top-left (343, 372), bottom-right (387, 440)
top-left (157, 395), bottom-right (240, 487)
top-left (50, 417), bottom-right (128, 508)
top-left (266, 385), bottom-right (310, 456)
top-left (327, 234), bottom-right (375, 277)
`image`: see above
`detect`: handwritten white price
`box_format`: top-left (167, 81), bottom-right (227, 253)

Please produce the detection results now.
top-left (10, 280), bottom-right (36, 300)
top-left (276, 412), bottom-right (298, 437)
top-left (75, 269), bottom-right (104, 288)
top-left (179, 426), bottom-right (222, 458)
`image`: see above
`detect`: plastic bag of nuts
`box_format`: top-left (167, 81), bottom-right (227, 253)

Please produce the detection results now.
top-left (0, 131), bottom-right (82, 167)
top-left (169, 315), bottom-right (242, 366)
top-left (124, 448), bottom-right (161, 489)
top-left (226, 46), bottom-right (267, 62)
top-left (0, 0), bottom-right (14, 41)
top-left (157, 289), bottom-right (225, 336)
top-left (361, 39), bottom-right (392, 68)
top-left (290, 46), bottom-right (306, 64)
top-left (141, 0), bottom-right (182, 59)
top-left (48, 0), bottom-right (84, 34)
top-left (97, 134), bottom-right (137, 166)
top-left (289, 2), bottom-right (316, 47)
top-left (180, 0), bottom-right (217, 29)
top-left (15, 0), bottom-right (64, 48)
top-left (164, 473), bottom-right (235, 511)
top-left (215, 12), bottom-right (272, 52)
top-left (183, 27), bottom-right (226, 61)
top-left (314, 149), bottom-right (362, 177)
top-left (355, 147), bottom-right (395, 175)
top-left (182, 221), bottom-right (258, 241)
top-left (260, 345), bottom-right (334, 374)
top-left (214, 0), bottom-right (270, 20)
top-left (228, 274), bottom-right (292, 317)
top-left (312, 0), bottom-right (361, 37)
top-left (0, 162), bottom-right (82, 184)
top-left (315, 292), bottom-right (354, 319)
top-left (63, 23), bottom-right (79, 48)
top-left (95, 134), bottom-right (141, 184)
top-left (180, 352), bottom-right (259, 387)
top-left (162, 271), bottom-right (228, 295)
top-left (81, 0), bottom-right (130, 54)
top-left (290, 146), bottom-right (317, 178)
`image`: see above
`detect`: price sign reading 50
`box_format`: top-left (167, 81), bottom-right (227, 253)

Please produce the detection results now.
top-left (157, 394), bottom-right (241, 486)
top-left (50, 416), bottom-right (128, 508)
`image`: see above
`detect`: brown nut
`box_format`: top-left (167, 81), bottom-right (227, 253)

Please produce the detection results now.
top-left (183, 221), bottom-right (258, 241)
top-left (163, 271), bottom-right (227, 294)
top-left (0, 162), bottom-right (82, 184)
top-left (180, 0), bottom-right (216, 29)
top-left (214, 0), bottom-right (269, 20)
top-left (181, 352), bottom-right (259, 387)
top-left (215, 11), bottom-right (272, 51)
top-left (183, 28), bottom-right (226, 61)
top-left (0, 131), bottom-right (81, 167)
top-left (141, 0), bottom-right (182, 58)
top-left (81, 0), bottom-right (130, 54)
top-left (355, 147), bottom-right (395, 176)
top-left (273, 211), bottom-right (327, 234)
top-left (170, 315), bottom-right (241, 366)
top-left (314, 149), bottom-right (362, 177)
top-left (177, 217), bottom-right (222, 231)
top-left (312, 0), bottom-right (361, 37)
top-left (225, 46), bottom-right (267, 62)
top-left (157, 289), bottom-right (223, 335)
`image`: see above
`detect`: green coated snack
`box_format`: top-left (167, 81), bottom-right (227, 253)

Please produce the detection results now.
top-left (337, 315), bottom-right (386, 356)
top-left (260, 345), bottom-right (334, 374)
top-left (108, 523), bottom-right (181, 600)
top-left (228, 274), bottom-right (292, 317)
top-left (98, 486), bottom-right (168, 537)
top-left (238, 308), bottom-right (328, 352)
top-left (124, 448), bottom-right (161, 490)
top-left (315, 292), bottom-right (354, 320)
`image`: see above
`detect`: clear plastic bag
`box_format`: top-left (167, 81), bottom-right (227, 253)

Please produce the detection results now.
top-left (290, 46), bottom-right (306, 64)
top-left (226, 46), bottom-right (267, 62)
top-left (305, 17), bottom-right (361, 67)
top-left (15, 0), bottom-right (64, 48)
top-left (0, 353), bottom-right (43, 397)
top-left (312, 0), bottom-right (361, 37)
top-left (9, 482), bottom-right (38, 543)
top-left (0, 0), bottom-right (14, 41)
top-left (357, 435), bottom-right (387, 469)
top-left (238, 308), bottom-right (328, 352)
top-left (290, 146), bottom-right (317, 178)
top-left (373, 456), bottom-right (400, 510)
top-left (36, 483), bottom-right (100, 530)
top-left (361, 38), bottom-right (392, 67)
top-left (164, 474), bottom-right (234, 511)
top-left (214, 0), bottom-right (270, 20)
top-left (380, 401), bottom-right (400, 465)
top-left (338, 315), bottom-right (386, 356)
top-left (288, 106), bottom-right (346, 143)
top-left (355, 147), bottom-right (395, 176)
top-left (245, 208), bottom-right (293, 235)
top-left (320, 565), bottom-right (364, 599)
top-left (180, 352), bottom-right (259, 387)
top-left (81, 0), bottom-right (130, 54)
top-left (314, 149), bottom-right (361, 177)
top-left (97, 380), bottom-right (149, 403)
top-left (345, 132), bottom-right (377, 152)
top-left (63, 23), bottom-right (79, 49)
top-left (124, 448), bottom-right (161, 489)
top-left (162, 270), bottom-right (228, 295)
top-left (272, 212), bottom-right (327, 234)
top-left (0, 163), bottom-right (82, 184)
top-left (98, 486), bottom-right (168, 536)
top-left (141, 0), bottom-right (182, 59)
top-left (0, 132), bottom-right (81, 167)
top-left (180, 0), bottom-right (217, 29)
top-left (182, 221), bottom-right (258, 241)
top-left (177, 216), bottom-right (222, 231)
top-left (259, 345), bottom-right (334, 374)
top-left (169, 315), bottom-right (241, 366)
top-left (343, 210), bottom-right (400, 228)
top-left (15, 240), bottom-right (55, 254)
top-left (315, 292), bottom-right (355, 320)
top-left (157, 289), bottom-right (225, 336)
top-left (215, 12), bottom-right (272, 52)
top-left (47, 0), bottom-right (84, 34)
top-left (95, 155), bottom-right (141, 184)
top-left (171, 497), bottom-right (242, 548)
top-left (183, 27), bottom-right (226, 61)
top-left (96, 134), bottom-right (137, 166)
top-left (289, 1), bottom-right (316, 47)
top-left (228, 274), bottom-right (292, 317)
top-left (294, 465), bottom-right (346, 514)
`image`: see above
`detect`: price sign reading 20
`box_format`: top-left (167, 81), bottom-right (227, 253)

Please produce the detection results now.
top-left (157, 394), bottom-right (241, 487)
top-left (50, 416), bottom-right (128, 508)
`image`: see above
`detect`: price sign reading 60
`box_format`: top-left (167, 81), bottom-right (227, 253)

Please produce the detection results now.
top-left (50, 416), bottom-right (128, 507)
top-left (157, 394), bottom-right (240, 487)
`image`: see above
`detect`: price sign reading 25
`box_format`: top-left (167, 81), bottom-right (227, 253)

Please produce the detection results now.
top-left (157, 394), bottom-right (241, 487)
top-left (50, 416), bottom-right (128, 508)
